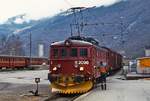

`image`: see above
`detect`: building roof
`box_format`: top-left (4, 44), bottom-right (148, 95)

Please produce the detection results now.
top-left (137, 56), bottom-right (150, 60)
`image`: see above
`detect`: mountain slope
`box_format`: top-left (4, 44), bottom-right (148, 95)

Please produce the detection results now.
top-left (1, 0), bottom-right (150, 58)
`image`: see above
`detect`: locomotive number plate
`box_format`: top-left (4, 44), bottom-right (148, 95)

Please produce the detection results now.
top-left (75, 61), bottom-right (89, 65)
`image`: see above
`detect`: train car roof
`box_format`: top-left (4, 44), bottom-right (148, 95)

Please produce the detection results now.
top-left (0, 55), bottom-right (48, 59)
top-left (0, 55), bottom-right (27, 58)
top-left (50, 36), bottom-right (122, 57)
top-left (51, 36), bottom-right (100, 46)
top-left (101, 46), bottom-right (122, 56)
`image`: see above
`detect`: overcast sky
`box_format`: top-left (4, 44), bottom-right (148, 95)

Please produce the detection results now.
top-left (0, 0), bottom-right (121, 23)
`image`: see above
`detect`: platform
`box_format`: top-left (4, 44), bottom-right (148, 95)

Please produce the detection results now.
top-left (75, 75), bottom-right (150, 101)
top-left (126, 72), bottom-right (150, 80)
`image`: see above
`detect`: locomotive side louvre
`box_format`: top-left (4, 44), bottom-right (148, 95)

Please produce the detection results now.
top-left (91, 45), bottom-right (122, 74)
top-left (102, 47), bottom-right (123, 72)
top-left (90, 46), bottom-right (108, 78)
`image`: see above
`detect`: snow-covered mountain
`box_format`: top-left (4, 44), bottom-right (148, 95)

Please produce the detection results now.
top-left (1, 0), bottom-right (150, 58)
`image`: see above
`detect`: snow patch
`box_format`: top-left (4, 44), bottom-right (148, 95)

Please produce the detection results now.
top-left (14, 18), bottom-right (25, 24)
top-left (13, 26), bottom-right (32, 34)
top-left (127, 21), bottom-right (137, 30)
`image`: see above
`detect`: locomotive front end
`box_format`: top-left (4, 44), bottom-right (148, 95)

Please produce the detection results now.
top-left (48, 39), bottom-right (93, 94)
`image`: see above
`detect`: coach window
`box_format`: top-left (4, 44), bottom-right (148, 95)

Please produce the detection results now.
top-left (80, 48), bottom-right (88, 57)
top-left (53, 49), bottom-right (59, 58)
top-left (61, 48), bottom-right (67, 57)
top-left (70, 48), bottom-right (77, 57)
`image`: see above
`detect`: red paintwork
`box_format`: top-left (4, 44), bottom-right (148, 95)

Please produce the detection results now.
top-left (0, 56), bottom-right (48, 69)
top-left (49, 39), bottom-right (122, 81)
top-left (50, 45), bottom-right (92, 76)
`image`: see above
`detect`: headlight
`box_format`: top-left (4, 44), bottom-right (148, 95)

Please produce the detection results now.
top-left (74, 64), bottom-right (78, 68)
top-left (57, 64), bottom-right (61, 68)
top-left (79, 67), bottom-right (84, 71)
top-left (74, 61), bottom-right (78, 68)
top-left (53, 67), bottom-right (57, 71)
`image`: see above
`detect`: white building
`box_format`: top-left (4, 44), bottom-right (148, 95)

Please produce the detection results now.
top-left (38, 44), bottom-right (44, 57)
top-left (145, 47), bottom-right (150, 57)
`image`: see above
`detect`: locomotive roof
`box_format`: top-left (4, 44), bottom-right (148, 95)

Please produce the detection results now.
top-left (51, 40), bottom-right (110, 52)
top-left (51, 40), bottom-right (93, 46)
top-left (51, 36), bottom-right (99, 46)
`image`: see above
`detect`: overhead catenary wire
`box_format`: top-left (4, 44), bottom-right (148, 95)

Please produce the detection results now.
top-left (65, 6), bottom-right (128, 48)
top-left (86, 7), bottom-right (129, 46)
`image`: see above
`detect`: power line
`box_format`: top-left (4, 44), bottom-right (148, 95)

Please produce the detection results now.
top-left (67, 6), bottom-right (128, 48)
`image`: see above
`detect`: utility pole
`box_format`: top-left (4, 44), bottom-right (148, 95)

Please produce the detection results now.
top-left (120, 16), bottom-right (125, 45)
top-left (119, 16), bottom-right (126, 56)
top-left (29, 32), bottom-right (32, 66)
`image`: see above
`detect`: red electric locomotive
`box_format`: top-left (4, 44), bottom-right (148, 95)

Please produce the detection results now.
top-left (48, 36), bottom-right (122, 94)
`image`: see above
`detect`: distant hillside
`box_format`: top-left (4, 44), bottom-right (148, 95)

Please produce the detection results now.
top-left (1, 0), bottom-right (150, 59)
top-left (0, 14), bottom-right (38, 55)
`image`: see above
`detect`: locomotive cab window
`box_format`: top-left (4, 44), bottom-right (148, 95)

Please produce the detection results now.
top-left (53, 49), bottom-right (59, 58)
top-left (70, 48), bottom-right (77, 57)
top-left (80, 48), bottom-right (88, 57)
top-left (61, 48), bottom-right (67, 57)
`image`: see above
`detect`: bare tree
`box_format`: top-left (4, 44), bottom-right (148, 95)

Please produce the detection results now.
top-left (2, 34), bottom-right (25, 56)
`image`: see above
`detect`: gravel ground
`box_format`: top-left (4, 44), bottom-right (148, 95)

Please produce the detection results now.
top-left (2, 70), bottom-right (150, 101)
top-left (0, 70), bottom-right (49, 84)
top-left (0, 70), bottom-right (51, 101)
top-left (0, 84), bottom-right (51, 101)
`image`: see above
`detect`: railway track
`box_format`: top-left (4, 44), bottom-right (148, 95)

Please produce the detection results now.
top-left (45, 70), bottom-right (122, 101)
top-left (45, 93), bottom-right (81, 101)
